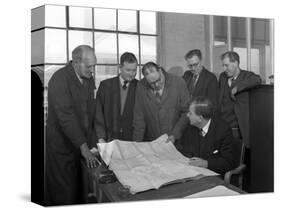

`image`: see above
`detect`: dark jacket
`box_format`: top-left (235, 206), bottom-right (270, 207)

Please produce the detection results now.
top-left (133, 70), bottom-right (190, 142)
top-left (95, 76), bottom-right (138, 141)
top-left (45, 63), bottom-right (96, 205)
top-left (183, 67), bottom-right (218, 109)
top-left (181, 117), bottom-right (234, 175)
top-left (218, 70), bottom-right (261, 148)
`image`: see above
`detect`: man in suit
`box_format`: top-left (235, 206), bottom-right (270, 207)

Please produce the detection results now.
top-left (45, 45), bottom-right (98, 205)
top-left (218, 51), bottom-right (261, 148)
top-left (218, 51), bottom-right (261, 189)
top-left (181, 97), bottom-right (234, 175)
top-left (133, 62), bottom-right (190, 144)
top-left (183, 49), bottom-right (218, 108)
top-left (95, 52), bottom-right (138, 142)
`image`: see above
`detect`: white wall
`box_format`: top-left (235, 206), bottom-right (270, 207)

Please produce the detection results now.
top-left (158, 12), bottom-right (207, 76)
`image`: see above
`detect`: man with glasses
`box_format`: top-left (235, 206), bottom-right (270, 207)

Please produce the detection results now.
top-left (45, 45), bottom-right (98, 205)
top-left (95, 52), bottom-right (138, 143)
top-left (133, 62), bottom-right (190, 144)
top-left (183, 49), bottom-right (218, 109)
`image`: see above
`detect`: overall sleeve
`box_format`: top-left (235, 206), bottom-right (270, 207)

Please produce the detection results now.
top-left (132, 83), bottom-right (146, 142)
top-left (95, 82), bottom-right (107, 140)
top-left (171, 78), bottom-right (190, 140)
top-left (48, 76), bottom-right (86, 149)
top-left (207, 126), bottom-right (234, 175)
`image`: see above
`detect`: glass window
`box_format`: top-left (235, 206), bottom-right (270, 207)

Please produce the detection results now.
top-left (214, 16), bottom-right (227, 46)
top-left (95, 65), bottom-right (118, 88)
top-left (31, 6), bottom-right (45, 31)
top-left (94, 32), bottom-right (117, 64)
top-left (69, 6), bottom-right (92, 28)
top-left (140, 36), bottom-right (156, 64)
top-left (118, 10), bottom-right (137, 32)
top-left (44, 65), bottom-right (64, 86)
top-left (140, 11), bottom-right (156, 34)
top-left (31, 30), bottom-right (44, 65)
top-left (94, 8), bottom-right (116, 30)
top-left (68, 30), bottom-right (93, 60)
top-left (45, 29), bottom-right (67, 63)
top-left (119, 34), bottom-right (139, 62)
top-left (45, 5), bottom-right (66, 28)
top-left (233, 47), bottom-right (260, 75)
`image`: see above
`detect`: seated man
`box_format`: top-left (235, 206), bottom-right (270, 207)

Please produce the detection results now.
top-left (181, 96), bottom-right (234, 175)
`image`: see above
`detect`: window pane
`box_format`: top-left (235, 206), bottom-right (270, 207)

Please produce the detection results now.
top-left (118, 10), bottom-right (137, 32)
top-left (140, 36), bottom-right (156, 64)
top-left (45, 5), bottom-right (66, 28)
top-left (95, 32), bottom-right (117, 64)
top-left (233, 47), bottom-right (260, 75)
top-left (31, 6), bottom-right (44, 31)
top-left (69, 6), bottom-right (92, 28)
top-left (31, 30), bottom-right (44, 65)
top-left (68, 30), bottom-right (93, 60)
top-left (95, 65), bottom-right (118, 89)
top-left (45, 29), bottom-right (67, 63)
top-left (140, 11), bottom-right (156, 34)
top-left (214, 16), bottom-right (227, 46)
top-left (94, 8), bottom-right (116, 30)
top-left (44, 65), bottom-right (64, 86)
top-left (119, 34), bottom-right (139, 63)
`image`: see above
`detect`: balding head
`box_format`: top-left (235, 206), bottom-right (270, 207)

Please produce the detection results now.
top-left (72, 45), bottom-right (96, 79)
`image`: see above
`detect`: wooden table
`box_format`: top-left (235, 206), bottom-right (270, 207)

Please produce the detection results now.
top-left (82, 160), bottom-right (246, 202)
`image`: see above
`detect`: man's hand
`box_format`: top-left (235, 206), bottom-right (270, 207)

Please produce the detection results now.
top-left (230, 86), bottom-right (237, 101)
top-left (80, 143), bottom-right (100, 168)
top-left (189, 157), bottom-right (208, 168)
top-left (166, 135), bottom-right (175, 144)
top-left (98, 138), bottom-right (106, 143)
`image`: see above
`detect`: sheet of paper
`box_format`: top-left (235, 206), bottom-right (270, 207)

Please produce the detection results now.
top-left (184, 185), bottom-right (240, 198)
top-left (97, 134), bottom-right (218, 194)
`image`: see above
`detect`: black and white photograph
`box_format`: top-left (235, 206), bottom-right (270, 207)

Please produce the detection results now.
top-left (30, 1), bottom-right (275, 207)
top-left (1, 0), bottom-right (279, 211)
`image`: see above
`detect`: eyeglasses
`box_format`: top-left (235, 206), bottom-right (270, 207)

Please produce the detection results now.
top-left (188, 62), bottom-right (200, 69)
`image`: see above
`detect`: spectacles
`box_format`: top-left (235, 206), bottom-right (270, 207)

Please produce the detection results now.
top-left (188, 62), bottom-right (200, 69)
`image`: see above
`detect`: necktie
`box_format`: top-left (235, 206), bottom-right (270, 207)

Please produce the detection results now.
top-left (189, 74), bottom-right (198, 94)
top-left (155, 91), bottom-right (161, 103)
top-left (122, 81), bottom-right (128, 90)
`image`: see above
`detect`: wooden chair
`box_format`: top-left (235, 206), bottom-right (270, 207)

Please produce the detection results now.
top-left (224, 138), bottom-right (246, 189)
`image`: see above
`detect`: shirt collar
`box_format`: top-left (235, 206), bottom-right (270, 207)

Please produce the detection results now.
top-left (74, 69), bottom-right (83, 84)
top-left (201, 119), bottom-right (211, 137)
top-left (119, 75), bottom-right (129, 86)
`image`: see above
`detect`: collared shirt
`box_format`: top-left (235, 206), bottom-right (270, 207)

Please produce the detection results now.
top-left (201, 119), bottom-right (211, 137)
top-left (228, 72), bottom-right (240, 87)
top-left (119, 75), bottom-right (130, 89)
top-left (74, 69), bottom-right (83, 84)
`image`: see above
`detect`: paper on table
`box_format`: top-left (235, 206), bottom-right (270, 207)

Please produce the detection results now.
top-left (184, 185), bottom-right (240, 198)
top-left (97, 134), bottom-right (219, 194)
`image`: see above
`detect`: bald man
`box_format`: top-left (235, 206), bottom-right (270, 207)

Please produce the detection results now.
top-left (45, 45), bottom-right (98, 205)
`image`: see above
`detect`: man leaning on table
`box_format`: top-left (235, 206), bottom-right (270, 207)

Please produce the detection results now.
top-left (181, 96), bottom-right (234, 175)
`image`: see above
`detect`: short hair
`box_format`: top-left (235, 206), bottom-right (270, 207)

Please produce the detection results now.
top-left (221, 51), bottom-right (240, 64)
top-left (142, 61), bottom-right (160, 76)
top-left (72, 45), bottom-right (94, 63)
top-left (184, 49), bottom-right (202, 60)
top-left (120, 52), bottom-right (138, 66)
top-left (191, 96), bottom-right (214, 120)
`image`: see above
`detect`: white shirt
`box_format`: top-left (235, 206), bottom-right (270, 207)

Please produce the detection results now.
top-left (119, 75), bottom-right (130, 88)
top-left (201, 119), bottom-right (211, 137)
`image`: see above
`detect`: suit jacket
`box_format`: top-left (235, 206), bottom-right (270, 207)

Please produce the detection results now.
top-left (218, 70), bottom-right (261, 148)
top-left (95, 76), bottom-right (138, 141)
top-left (45, 63), bottom-right (96, 205)
top-left (183, 67), bottom-right (218, 109)
top-left (133, 70), bottom-right (190, 142)
top-left (181, 117), bottom-right (234, 175)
